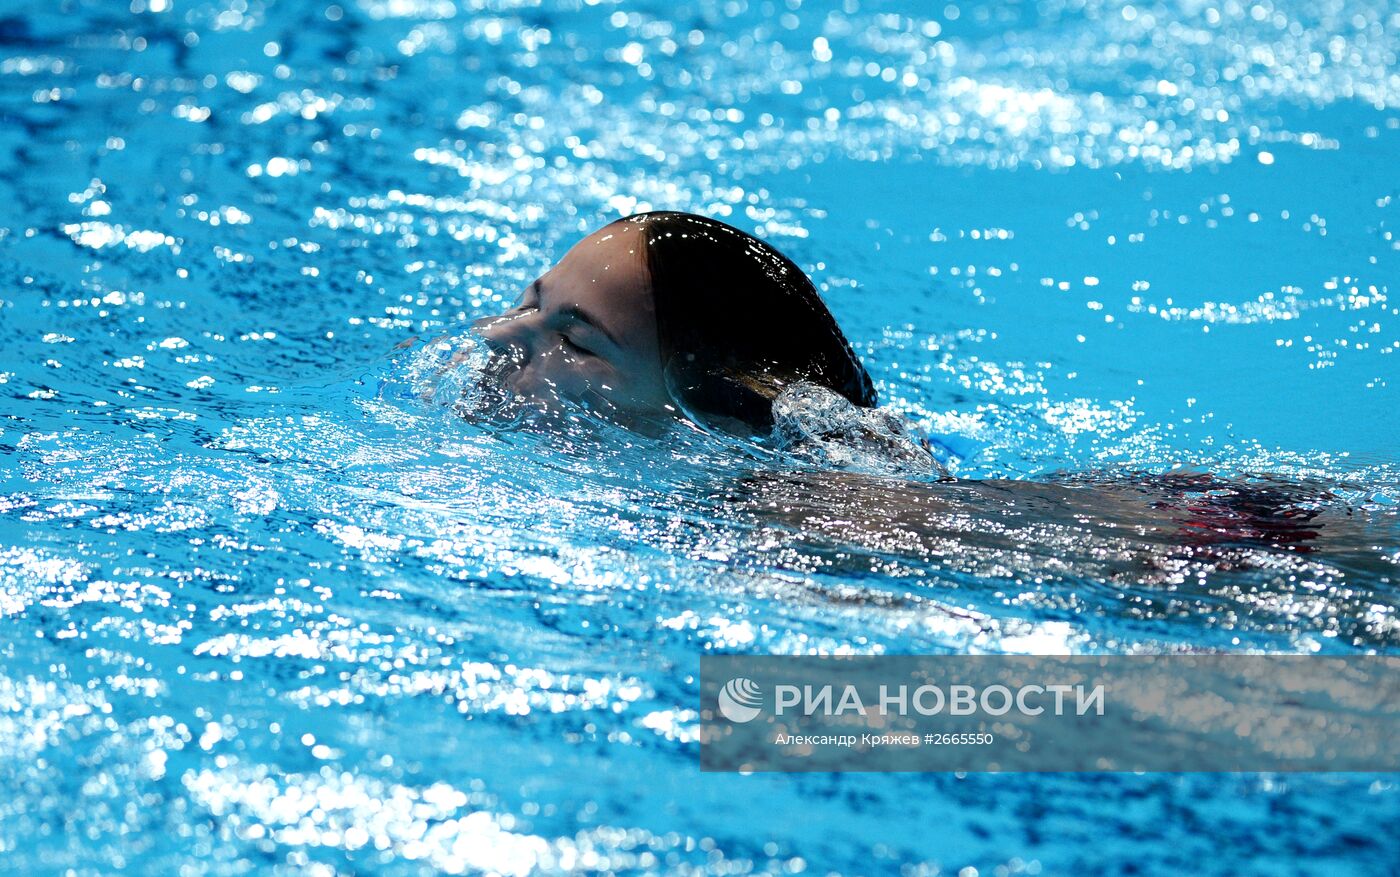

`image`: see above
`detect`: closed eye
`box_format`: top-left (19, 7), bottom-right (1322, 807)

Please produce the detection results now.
top-left (560, 335), bottom-right (595, 357)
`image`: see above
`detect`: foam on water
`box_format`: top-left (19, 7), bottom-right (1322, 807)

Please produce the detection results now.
top-left (771, 381), bottom-right (950, 478)
top-left (397, 330), bottom-right (543, 426)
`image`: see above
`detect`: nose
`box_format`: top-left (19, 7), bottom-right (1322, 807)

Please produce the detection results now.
top-left (471, 311), bottom-right (531, 361)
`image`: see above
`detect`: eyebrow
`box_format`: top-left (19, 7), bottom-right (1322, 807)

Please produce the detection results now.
top-left (535, 277), bottom-right (621, 348)
top-left (557, 304), bottom-right (621, 348)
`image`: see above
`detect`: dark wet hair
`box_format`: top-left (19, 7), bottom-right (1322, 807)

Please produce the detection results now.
top-left (616, 211), bottom-right (876, 433)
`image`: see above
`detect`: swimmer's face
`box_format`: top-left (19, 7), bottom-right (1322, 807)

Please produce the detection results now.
top-left (472, 223), bottom-right (670, 419)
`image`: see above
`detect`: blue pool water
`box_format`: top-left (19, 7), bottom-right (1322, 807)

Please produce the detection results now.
top-left (2, 0), bottom-right (1399, 873)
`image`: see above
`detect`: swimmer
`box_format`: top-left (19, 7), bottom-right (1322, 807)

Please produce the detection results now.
top-left (457, 212), bottom-right (1394, 588)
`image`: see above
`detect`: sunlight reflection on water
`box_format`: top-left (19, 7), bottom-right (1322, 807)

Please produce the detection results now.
top-left (1, 0), bottom-right (1398, 873)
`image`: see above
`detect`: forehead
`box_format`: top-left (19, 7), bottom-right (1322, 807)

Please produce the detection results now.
top-left (549, 223), bottom-right (647, 296)
top-left (544, 223), bottom-right (652, 328)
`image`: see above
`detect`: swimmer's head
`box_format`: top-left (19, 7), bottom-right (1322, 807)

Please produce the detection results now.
top-left (472, 211), bottom-right (876, 433)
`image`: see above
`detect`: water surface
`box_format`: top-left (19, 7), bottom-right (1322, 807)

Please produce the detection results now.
top-left (1, 0), bottom-right (1398, 873)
